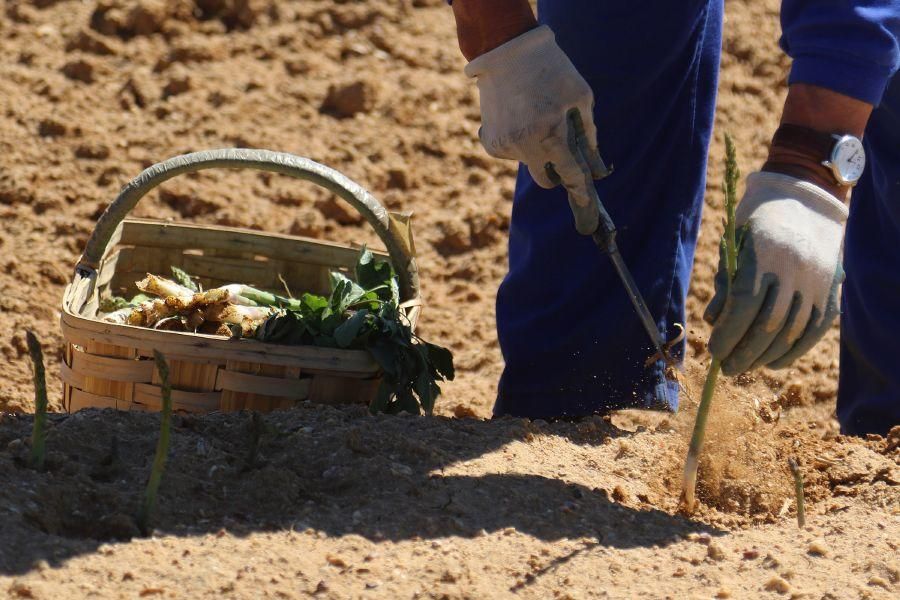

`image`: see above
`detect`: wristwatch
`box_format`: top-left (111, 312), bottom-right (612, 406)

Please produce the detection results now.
top-left (767, 124), bottom-right (866, 187)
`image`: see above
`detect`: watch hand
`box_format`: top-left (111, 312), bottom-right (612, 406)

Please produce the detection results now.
top-left (848, 150), bottom-right (859, 161)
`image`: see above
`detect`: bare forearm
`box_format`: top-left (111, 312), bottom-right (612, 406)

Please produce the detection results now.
top-left (780, 83), bottom-right (872, 138)
top-left (452, 0), bottom-right (537, 60)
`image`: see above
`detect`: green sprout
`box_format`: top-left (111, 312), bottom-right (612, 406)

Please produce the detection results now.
top-left (681, 133), bottom-right (740, 513)
top-left (137, 350), bottom-right (173, 534)
top-left (26, 331), bottom-right (47, 471)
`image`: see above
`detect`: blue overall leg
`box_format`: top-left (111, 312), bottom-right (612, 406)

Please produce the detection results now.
top-left (494, 0), bottom-right (723, 418)
top-left (839, 72), bottom-right (900, 436)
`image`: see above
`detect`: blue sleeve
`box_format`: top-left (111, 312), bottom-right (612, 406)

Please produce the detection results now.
top-left (780, 0), bottom-right (900, 105)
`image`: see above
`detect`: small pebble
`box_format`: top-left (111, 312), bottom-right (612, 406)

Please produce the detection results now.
top-left (868, 576), bottom-right (889, 589)
top-left (764, 576), bottom-right (791, 594)
top-left (743, 549), bottom-right (760, 560)
top-left (326, 555), bottom-right (347, 568)
top-left (31, 559), bottom-right (50, 571)
top-left (715, 588), bottom-right (731, 598)
top-left (707, 543), bottom-right (726, 561)
top-left (807, 539), bottom-right (829, 557)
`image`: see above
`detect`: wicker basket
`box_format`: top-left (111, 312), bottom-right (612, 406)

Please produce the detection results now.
top-left (61, 149), bottom-right (421, 414)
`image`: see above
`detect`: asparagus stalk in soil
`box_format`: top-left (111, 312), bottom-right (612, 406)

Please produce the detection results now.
top-left (25, 331), bottom-right (47, 471)
top-left (681, 133), bottom-right (740, 513)
top-left (137, 350), bottom-right (173, 534)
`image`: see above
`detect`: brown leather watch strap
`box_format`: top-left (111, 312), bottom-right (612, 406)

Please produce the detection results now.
top-left (761, 124), bottom-right (849, 199)
top-left (770, 123), bottom-right (835, 158)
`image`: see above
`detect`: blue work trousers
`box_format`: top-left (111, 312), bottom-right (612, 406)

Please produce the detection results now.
top-left (840, 73), bottom-right (900, 436)
top-left (495, 0), bottom-right (723, 417)
top-left (494, 0), bottom-right (900, 436)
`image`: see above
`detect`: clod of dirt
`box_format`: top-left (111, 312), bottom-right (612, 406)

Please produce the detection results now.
top-left (452, 404), bottom-right (478, 419)
top-left (320, 80), bottom-right (377, 118)
top-left (807, 539), bottom-right (829, 557)
top-left (707, 542), bottom-right (726, 561)
top-left (159, 188), bottom-right (222, 217)
top-left (284, 58), bottom-right (310, 77)
top-left (884, 426), bottom-right (900, 454)
top-left (90, 0), bottom-right (187, 38)
top-left (315, 196), bottom-right (363, 225)
top-left (74, 142), bottom-right (111, 160)
top-left (37, 119), bottom-right (67, 138)
top-left (118, 73), bottom-right (159, 109)
top-left (162, 73), bottom-right (191, 98)
top-left (194, 0), bottom-right (275, 31)
top-left (65, 28), bottom-right (118, 55)
top-left (764, 576), bottom-right (791, 594)
top-left (62, 59), bottom-right (95, 83)
top-left (288, 209), bottom-right (326, 239)
top-left (0, 171), bottom-right (35, 206)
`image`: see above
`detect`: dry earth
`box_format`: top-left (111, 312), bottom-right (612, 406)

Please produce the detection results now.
top-left (0, 0), bottom-right (897, 598)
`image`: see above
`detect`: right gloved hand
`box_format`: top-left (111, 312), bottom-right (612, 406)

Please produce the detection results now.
top-left (704, 171), bottom-right (847, 375)
top-left (464, 25), bottom-right (607, 210)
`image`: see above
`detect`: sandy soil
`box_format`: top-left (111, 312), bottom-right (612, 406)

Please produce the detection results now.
top-left (0, 0), bottom-right (897, 598)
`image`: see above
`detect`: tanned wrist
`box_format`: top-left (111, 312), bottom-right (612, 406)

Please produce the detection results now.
top-left (452, 0), bottom-right (537, 61)
top-left (780, 83), bottom-right (872, 138)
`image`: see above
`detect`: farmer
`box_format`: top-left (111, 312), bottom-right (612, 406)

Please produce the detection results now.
top-left (449, 1), bottom-right (900, 436)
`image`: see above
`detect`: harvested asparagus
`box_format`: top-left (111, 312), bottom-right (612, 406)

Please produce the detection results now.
top-left (136, 274), bottom-right (195, 303)
top-left (102, 306), bottom-right (135, 324)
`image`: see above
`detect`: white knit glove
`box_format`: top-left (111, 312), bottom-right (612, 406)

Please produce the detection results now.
top-left (464, 25), bottom-right (606, 209)
top-left (704, 171), bottom-right (847, 374)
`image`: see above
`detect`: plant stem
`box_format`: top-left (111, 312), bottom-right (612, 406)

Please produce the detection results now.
top-left (137, 350), bottom-right (173, 535)
top-left (788, 457), bottom-right (806, 527)
top-left (681, 133), bottom-right (740, 513)
top-left (681, 357), bottom-right (720, 512)
top-left (25, 331), bottom-right (47, 471)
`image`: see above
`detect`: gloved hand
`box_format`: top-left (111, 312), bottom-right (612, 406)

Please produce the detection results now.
top-left (704, 171), bottom-right (847, 375)
top-left (464, 25), bottom-right (606, 210)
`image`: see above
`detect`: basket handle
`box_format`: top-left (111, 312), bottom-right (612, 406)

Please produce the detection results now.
top-left (76, 148), bottom-right (420, 302)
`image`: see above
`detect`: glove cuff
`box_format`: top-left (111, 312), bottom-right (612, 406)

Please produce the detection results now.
top-left (464, 25), bottom-right (556, 80)
top-left (739, 171), bottom-right (849, 225)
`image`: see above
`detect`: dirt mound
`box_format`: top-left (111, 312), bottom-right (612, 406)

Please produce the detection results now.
top-left (2, 405), bottom-right (897, 595)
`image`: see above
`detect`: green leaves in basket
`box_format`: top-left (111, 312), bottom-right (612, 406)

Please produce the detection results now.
top-left (254, 247), bottom-right (454, 416)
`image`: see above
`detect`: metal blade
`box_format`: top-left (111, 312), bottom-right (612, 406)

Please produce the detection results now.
top-left (596, 232), bottom-right (670, 365)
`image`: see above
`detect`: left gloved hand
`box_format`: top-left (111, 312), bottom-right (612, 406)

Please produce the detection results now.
top-left (704, 171), bottom-right (847, 375)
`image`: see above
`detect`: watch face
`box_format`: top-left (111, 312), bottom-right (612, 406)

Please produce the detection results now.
top-left (831, 136), bottom-right (865, 184)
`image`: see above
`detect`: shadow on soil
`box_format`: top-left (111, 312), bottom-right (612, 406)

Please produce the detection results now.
top-left (0, 405), bottom-right (722, 575)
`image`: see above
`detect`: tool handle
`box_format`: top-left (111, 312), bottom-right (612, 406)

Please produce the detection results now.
top-left (584, 185), bottom-right (618, 248)
top-left (546, 109), bottom-right (614, 237)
